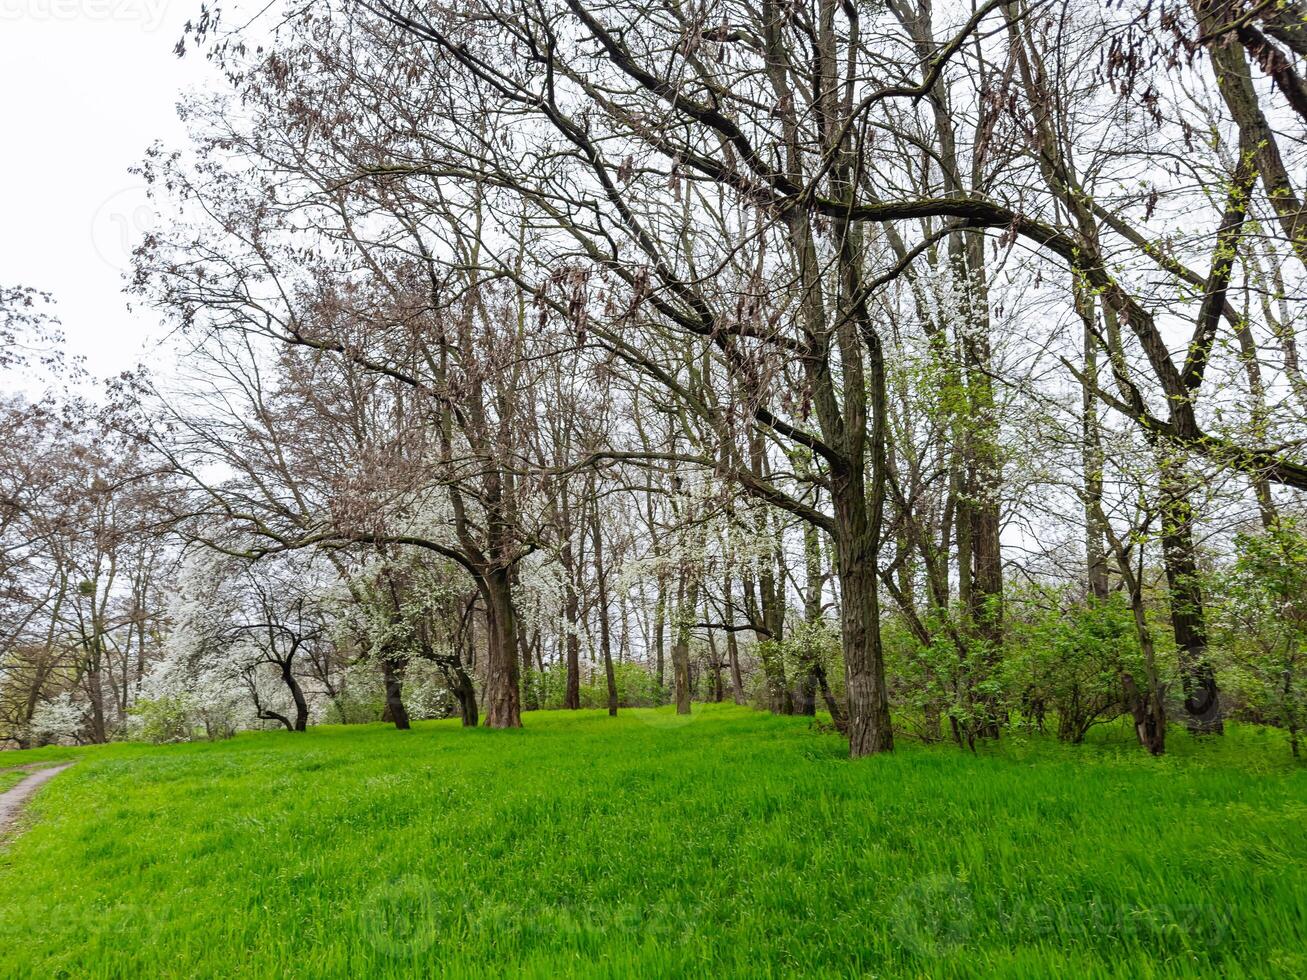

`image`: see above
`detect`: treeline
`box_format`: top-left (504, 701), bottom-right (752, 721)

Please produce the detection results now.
top-left (3, 0), bottom-right (1307, 758)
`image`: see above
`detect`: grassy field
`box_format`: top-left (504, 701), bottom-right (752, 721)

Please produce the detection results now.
top-left (0, 705), bottom-right (1303, 978)
top-left (0, 768), bottom-right (32, 794)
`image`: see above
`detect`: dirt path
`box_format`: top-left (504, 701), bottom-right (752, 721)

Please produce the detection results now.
top-left (0, 763), bottom-right (74, 841)
top-left (0, 760), bottom-right (68, 775)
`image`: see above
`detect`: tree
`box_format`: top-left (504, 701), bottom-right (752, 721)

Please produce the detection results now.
top-left (168, 549), bottom-right (333, 733)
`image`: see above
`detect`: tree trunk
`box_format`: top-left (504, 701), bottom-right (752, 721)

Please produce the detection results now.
top-left (726, 635), bottom-right (745, 705)
top-left (794, 520), bottom-right (824, 717)
top-left (961, 232), bottom-right (1004, 739)
top-left (591, 502), bottom-right (618, 716)
top-left (511, 565), bottom-right (537, 710)
top-left (1232, 317), bottom-right (1278, 529)
top-left (653, 578), bottom-right (666, 696)
top-left (705, 621), bottom-right (725, 703)
top-left (85, 653), bottom-right (108, 744)
top-left (750, 569), bottom-right (792, 714)
top-left (746, 433), bottom-right (790, 713)
top-left (832, 476), bottom-right (894, 757)
top-left (380, 656), bottom-right (411, 730)
top-left (671, 577), bottom-right (699, 715)
top-left (559, 505), bottom-right (582, 709)
top-left (482, 567), bottom-right (523, 728)
top-left (283, 662), bottom-right (309, 732)
top-left (247, 672), bottom-right (293, 733)
top-left (814, 662), bottom-right (847, 733)
top-left (1123, 672), bottom-right (1167, 756)
top-left (563, 581), bottom-right (581, 710)
top-left (1158, 460), bottom-right (1224, 735)
top-left (1077, 284), bottom-right (1111, 601)
top-left (452, 657), bottom-right (478, 728)
top-left (1098, 501), bottom-right (1168, 755)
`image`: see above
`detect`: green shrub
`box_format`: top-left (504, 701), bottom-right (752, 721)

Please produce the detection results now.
top-left (1004, 589), bottom-right (1140, 743)
top-left (1213, 519), bottom-right (1307, 758)
top-left (130, 696), bottom-right (196, 744)
top-left (528, 661), bottom-right (662, 709)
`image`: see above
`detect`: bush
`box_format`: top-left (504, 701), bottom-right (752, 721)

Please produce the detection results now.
top-left (1005, 590), bottom-right (1140, 743)
top-left (529, 661), bottom-right (662, 710)
top-left (883, 604), bottom-right (1004, 744)
top-left (27, 693), bottom-right (85, 746)
top-left (319, 685), bottom-right (385, 725)
top-left (1213, 519), bottom-right (1307, 758)
top-left (130, 696), bottom-right (196, 744)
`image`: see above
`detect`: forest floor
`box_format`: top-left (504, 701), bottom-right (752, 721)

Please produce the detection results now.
top-left (0, 704), bottom-right (1302, 978)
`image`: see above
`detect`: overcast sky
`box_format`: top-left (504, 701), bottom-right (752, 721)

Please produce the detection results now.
top-left (1, 2), bottom-right (213, 383)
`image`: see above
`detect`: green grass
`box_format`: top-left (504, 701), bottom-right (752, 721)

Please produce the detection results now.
top-left (0, 754), bottom-right (76, 795)
top-left (0, 705), bottom-right (1303, 978)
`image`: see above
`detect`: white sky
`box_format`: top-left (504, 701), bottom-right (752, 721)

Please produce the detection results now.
top-left (0, 1), bottom-right (214, 384)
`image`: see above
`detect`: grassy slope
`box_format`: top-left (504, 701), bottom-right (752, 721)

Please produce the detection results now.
top-left (0, 705), bottom-right (1303, 979)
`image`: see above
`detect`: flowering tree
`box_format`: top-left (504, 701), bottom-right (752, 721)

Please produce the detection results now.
top-left (162, 547), bottom-right (338, 733)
